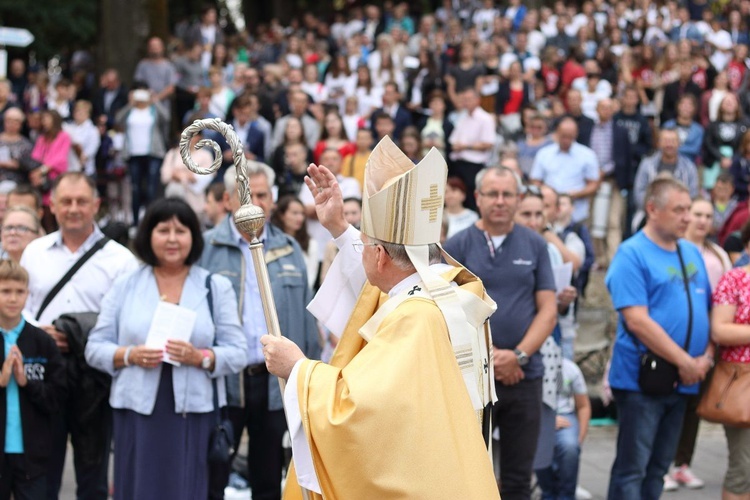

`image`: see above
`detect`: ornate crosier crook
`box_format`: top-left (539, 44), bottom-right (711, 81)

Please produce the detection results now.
top-left (179, 118), bottom-right (283, 369)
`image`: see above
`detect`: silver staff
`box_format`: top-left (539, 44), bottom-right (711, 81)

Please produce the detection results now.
top-left (179, 118), bottom-right (285, 386)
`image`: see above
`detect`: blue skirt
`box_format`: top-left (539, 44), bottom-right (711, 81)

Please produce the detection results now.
top-left (113, 365), bottom-right (214, 500)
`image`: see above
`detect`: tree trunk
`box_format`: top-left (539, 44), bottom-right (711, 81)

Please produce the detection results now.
top-left (98, 0), bottom-right (168, 85)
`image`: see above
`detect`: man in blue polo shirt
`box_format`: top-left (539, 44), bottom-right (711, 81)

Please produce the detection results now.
top-left (530, 118), bottom-right (600, 223)
top-left (605, 177), bottom-right (713, 500)
top-left (444, 166), bottom-right (557, 500)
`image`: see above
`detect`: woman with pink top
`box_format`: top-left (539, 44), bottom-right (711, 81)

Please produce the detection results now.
top-left (29, 110), bottom-right (71, 232)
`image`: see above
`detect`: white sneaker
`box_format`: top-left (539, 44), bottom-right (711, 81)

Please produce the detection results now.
top-left (663, 473), bottom-right (679, 492)
top-left (575, 485), bottom-right (593, 499)
top-left (673, 465), bottom-right (705, 489)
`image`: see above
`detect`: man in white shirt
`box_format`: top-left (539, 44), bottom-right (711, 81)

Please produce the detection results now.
top-left (21, 172), bottom-right (137, 500)
top-left (63, 101), bottom-right (100, 176)
top-left (449, 87), bottom-right (497, 211)
top-left (706, 19), bottom-right (733, 71)
top-left (531, 118), bottom-right (600, 222)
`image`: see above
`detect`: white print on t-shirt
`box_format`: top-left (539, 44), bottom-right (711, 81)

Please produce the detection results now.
top-left (24, 362), bottom-right (46, 381)
top-left (513, 259), bottom-right (533, 266)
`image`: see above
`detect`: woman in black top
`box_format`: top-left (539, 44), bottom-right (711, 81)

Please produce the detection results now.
top-left (703, 93), bottom-right (750, 189)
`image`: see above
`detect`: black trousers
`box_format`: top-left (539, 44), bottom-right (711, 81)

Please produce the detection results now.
top-left (209, 370), bottom-right (287, 500)
top-left (450, 159), bottom-right (485, 212)
top-left (46, 407), bottom-right (111, 500)
top-left (0, 454), bottom-right (46, 500)
top-left (493, 377), bottom-right (543, 500)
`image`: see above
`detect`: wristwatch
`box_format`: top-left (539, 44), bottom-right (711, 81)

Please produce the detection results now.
top-left (200, 349), bottom-right (212, 370)
top-left (514, 348), bottom-right (529, 366)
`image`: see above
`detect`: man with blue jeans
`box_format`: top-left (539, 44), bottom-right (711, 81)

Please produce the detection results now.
top-left (605, 177), bottom-right (712, 500)
top-left (535, 358), bottom-right (590, 500)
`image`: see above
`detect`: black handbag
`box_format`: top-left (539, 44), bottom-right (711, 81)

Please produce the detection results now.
top-left (633, 243), bottom-right (693, 396)
top-left (205, 274), bottom-right (235, 464)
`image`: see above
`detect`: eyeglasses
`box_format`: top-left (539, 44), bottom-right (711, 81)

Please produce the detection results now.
top-left (2, 225), bottom-right (36, 234)
top-left (352, 240), bottom-right (380, 254)
top-left (477, 190), bottom-right (517, 201)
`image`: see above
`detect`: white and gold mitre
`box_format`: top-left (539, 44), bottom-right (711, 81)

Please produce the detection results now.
top-left (360, 136), bottom-right (447, 245)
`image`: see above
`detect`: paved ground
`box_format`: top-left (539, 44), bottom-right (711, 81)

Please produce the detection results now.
top-left (59, 421), bottom-right (728, 499)
top-left (578, 423), bottom-right (727, 499)
top-left (58, 270), bottom-right (727, 499)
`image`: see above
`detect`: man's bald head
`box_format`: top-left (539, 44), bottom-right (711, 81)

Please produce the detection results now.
top-left (556, 118), bottom-right (579, 151)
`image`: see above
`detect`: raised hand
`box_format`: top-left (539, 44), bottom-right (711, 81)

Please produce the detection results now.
top-left (304, 163), bottom-right (348, 238)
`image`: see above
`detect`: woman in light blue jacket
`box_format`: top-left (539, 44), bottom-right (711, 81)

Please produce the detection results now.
top-left (86, 197), bottom-right (246, 500)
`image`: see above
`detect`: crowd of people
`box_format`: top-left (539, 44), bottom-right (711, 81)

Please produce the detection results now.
top-left (0, 0), bottom-right (750, 499)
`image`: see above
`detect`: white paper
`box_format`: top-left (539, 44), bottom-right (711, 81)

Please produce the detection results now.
top-left (145, 302), bottom-right (197, 366)
top-left (552, 262), bottom-right (573, 294)
top-left (0, 146), bottom-right (10, 163)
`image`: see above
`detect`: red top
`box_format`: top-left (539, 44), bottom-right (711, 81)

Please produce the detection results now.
top-left (632, 67), bottom-right (656, 87)
top-left (561, 60), bottom-right (585, 89)
top-left (540, 65), bottom-right (560, 94)
top-left (503, 88), bottom-right (524, 115)
top-left (313, 141), bottom-right (356, 165)
top-left (728, 61), bottom-right (747, 91)
top-left (712, 268), bottom-right (750, 363)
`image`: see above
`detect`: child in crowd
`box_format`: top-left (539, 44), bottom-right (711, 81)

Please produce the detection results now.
top-left (341, 128), bottom-right (373, 189)
top-left (535, 358), bottom-right (591, 500)
top-left (443, 176), bottom-right (478, 240)
top-left (0, 259), bottom-right (65, 498)
top-left (204, 182), bottom-right (228, 229)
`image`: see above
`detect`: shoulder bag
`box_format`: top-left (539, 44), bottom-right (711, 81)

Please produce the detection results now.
top-left (204, 273), bottom-right (235, 464)
top-left (696, 359), bottom-right (750, 427)
top-left (634, 242), bottom-right (693, 396)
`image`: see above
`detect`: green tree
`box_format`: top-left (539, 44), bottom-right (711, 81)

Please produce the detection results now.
top-left (0, 0), bottom-right (97, 60)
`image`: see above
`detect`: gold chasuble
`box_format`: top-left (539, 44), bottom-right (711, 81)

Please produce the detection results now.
top-left (283, 267), bottom-right (500, 500)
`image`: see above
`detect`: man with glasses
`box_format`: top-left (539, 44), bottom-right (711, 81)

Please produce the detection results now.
top-left (444, 166), bottom-right (557, 500)
top-left (263, 136), bottom-right (498, 498)
top-left (199, 161), bottom-right (319, 500)
top-left (20, 172), bottom-right (137, 500)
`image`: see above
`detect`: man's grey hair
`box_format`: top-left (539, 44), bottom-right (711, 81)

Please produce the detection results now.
top-left (475, 166), bottom-right (524, 195)
top-left (223, 161), bottom-right (276, 194)
top-left (645, 175), bottom-right (689, 209)
top-left (369, 238), bottom-right (442, 271)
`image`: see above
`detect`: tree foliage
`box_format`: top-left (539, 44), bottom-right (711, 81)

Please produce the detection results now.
top-left (0, 0), bottom-right (98, 59)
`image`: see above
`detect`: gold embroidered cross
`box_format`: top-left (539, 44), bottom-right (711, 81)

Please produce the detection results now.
top-left (420, 184), bottom-right (441, 222)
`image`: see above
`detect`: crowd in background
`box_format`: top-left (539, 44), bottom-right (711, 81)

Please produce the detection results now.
top-left (1, 0), bottom-right (750, 499)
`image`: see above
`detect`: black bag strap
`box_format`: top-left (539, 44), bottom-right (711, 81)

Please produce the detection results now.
top-left (627, 241), bottom-right (693, 352)
top-left (205, 273), bottom-right (223, 423)
top-left (675, 242), bottom-right (693, 352)
top-left (36, 236), bottom-right (110, 321)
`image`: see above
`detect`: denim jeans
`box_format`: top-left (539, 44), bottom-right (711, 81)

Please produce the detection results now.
top-left (129, 155), bottom-right (162, 224)
top-left (535, 413), bottom-right (580, 500)
top-left (607, 389), bottom-right (688, 500)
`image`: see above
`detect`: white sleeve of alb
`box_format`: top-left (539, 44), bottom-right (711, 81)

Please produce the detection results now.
top-left (283, 359), bottom-right (322, 494)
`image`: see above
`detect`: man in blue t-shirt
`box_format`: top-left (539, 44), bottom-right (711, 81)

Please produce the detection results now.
top-left (444, 166), bottom-right (557, 500)
top-left (605, 177), bottom-right (713, 500)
